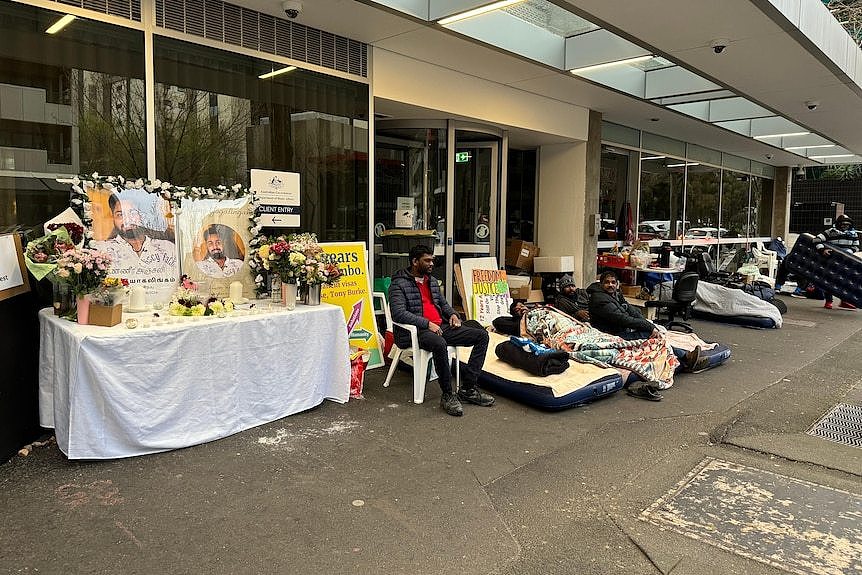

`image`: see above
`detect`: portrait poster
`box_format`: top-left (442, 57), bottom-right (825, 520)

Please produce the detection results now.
top-left (87, 186), bottom-right (179, 304)
top-left (0, 233), bottom-right (29, 302)
top-left (319, 242), bottom-right (383, 370)
top-left (177, 197), bottom-right (254, 299)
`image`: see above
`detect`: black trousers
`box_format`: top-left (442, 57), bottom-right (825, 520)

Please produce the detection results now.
top-left (415, 324), bottom-right (489, 394)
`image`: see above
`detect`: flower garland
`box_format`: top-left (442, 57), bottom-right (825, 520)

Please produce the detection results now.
top-left (63, 172), bottom-right (262, 287)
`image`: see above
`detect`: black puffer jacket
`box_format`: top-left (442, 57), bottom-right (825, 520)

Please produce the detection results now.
top-left (389, 268), bottom-right (456, 346)
top-left (586, 282), bottom-right (653, 335)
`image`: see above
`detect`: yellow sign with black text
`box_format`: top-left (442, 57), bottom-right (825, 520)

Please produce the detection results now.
top-left (319, 242), bottom-right (383, 369)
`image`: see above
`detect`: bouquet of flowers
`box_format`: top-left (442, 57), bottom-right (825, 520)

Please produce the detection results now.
top-left (168, 279), bottom-right (234, 316)
top-left (54, 247), bottom-right (113, 297)
top-left (46, 222), bottom-right (84, 246)
top-left (256, 232), bottom-right (342, 286)
top-left (89, 277), bottom-right (130, 306)
top-left (24, 226), bottom-right (77, 280)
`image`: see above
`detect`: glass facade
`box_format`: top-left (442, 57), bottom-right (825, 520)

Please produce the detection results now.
top-left (1, 2), bottom-right (369, 243)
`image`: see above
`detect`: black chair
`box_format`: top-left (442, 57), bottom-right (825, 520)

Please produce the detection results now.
top-left (645, 272), bottom-right (699, 332)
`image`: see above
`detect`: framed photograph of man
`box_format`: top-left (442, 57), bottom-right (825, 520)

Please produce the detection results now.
top-left (177, 198), bottom-right (253, 299)
top-left (87, 186), bottom-right (180, 305)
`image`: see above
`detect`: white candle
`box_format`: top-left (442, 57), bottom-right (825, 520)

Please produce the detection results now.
top-left (129, 285), bottom-right (146, 310)
top-left (229, 281), bottom-right (244, 302)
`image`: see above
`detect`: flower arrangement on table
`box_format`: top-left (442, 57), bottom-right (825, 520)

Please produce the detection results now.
top-left (24, 226), bottom-right (78, 280)
top-left (89, 277), bottom-right (130, 306)
top-left (255, 232), bottom-right (342, 286)
top-left (168, 275), bottom-right (234, 316)
top-left (53, 247), bottom-right (113, 298)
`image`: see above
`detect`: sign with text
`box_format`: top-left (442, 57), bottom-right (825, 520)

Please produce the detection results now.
top-left (0, 233), bottom-right (29, 302)
top-left (319, 242), bottom-right (383, 370)
top-left (469, 268), bottom-right (512, 326)
top-left (251, 169), bottom-right (301, 227)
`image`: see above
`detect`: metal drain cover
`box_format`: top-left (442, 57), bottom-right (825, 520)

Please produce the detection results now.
top-left (642, 458), bottom-right (862, 575)
top-left (807, 403), bottom-right (862, 448)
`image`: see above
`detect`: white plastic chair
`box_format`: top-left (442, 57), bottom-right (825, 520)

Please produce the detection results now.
top-left (374, 292), bottom-right (459, 404)
top-left (751, 244), bottom-right (778, 280)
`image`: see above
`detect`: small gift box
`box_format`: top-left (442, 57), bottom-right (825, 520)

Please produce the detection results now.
top-left (89, 303), bottom-right (122, 327)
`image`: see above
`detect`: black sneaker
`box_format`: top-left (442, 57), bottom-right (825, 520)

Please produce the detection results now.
top-left (625, 383), bottom-right (663, 401)
top-left (440, 392), bottom-right (463, 416)
top-left (458, 387), bottom-right (495, 407)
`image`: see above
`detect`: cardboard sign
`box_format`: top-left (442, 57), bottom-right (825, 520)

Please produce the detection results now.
top-left (319, 242), bottom-right (383, 369)
top-left (0, 233), bottom-right (29, 302)
top-left (469, 268), bottom-right (512, 326)
top-left (251, 169), bottom-right (301, 228)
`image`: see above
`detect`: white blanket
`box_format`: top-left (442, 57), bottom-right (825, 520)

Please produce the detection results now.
top-left (658, 281), bottom-right (782, 328)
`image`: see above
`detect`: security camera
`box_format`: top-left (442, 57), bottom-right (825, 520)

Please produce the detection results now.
top-left (282, 0), bottom-right (302, 19)
top-left (710, 38), bottom-right (729, 54)
top-left (765, 153), bottom-right (774, 160)
top-left (805, 100), bottom-right (819, 111)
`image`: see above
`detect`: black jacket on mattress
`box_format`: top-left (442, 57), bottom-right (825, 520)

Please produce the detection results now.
top-left (495, 341), bottom-right (570, 377)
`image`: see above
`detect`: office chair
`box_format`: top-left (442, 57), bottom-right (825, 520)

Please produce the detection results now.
top-left (645, 271), bottom-right (700, 332)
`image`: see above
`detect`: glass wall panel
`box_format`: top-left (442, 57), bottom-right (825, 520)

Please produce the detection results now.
top-left (638, 157), bottom-right (684, 240)
top-left (505, 148), bottom-right (535, 242)
top-left (751, 176), bottom-right (774, 237)
top-left (153, 37), bottom-right (369, 242)
top-left (719, 171), bottom-right (750, 239)
top-left (0, 2), bottom-right (145, 228)
top-left (600, 146), bottom-right (637, 240)
top-left (684, 165), bottom-right (720, 238)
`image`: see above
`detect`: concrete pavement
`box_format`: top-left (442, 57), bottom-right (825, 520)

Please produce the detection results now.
top-left (1, 295), bottom-right (860, 575)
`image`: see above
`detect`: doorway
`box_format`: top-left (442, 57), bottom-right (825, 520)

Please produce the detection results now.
top-left (374, 120), bottom-right (505, 308)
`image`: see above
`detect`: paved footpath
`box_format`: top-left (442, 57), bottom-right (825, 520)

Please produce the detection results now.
top-left (1, 295), bottom-right (860, 575)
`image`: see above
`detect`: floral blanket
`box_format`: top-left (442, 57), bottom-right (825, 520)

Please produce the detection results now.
top-left (521, 307), bottom-right (678, 388)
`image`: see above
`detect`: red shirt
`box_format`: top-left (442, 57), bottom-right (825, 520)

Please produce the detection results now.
top-left (416, 276), bottom-right (443, 325)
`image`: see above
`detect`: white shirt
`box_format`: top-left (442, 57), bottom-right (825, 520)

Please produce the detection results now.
top-left (196, 257), bottom-right (244, 278)
top-left (93, 236), bottom-right (180, 303)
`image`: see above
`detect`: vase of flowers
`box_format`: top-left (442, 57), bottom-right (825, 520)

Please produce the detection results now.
top-left (281, 281), bottom-right (297, 310)
top-left (305, 283), bottom-right (322, 306)
top-left (168, 278), bottom-right (234, 316)
top-left (257, 232), bottom-right (341, 307)
top-left (52, 246), bottom-right (113, 322)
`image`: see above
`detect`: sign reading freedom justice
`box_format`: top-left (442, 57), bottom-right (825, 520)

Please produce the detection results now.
top-left (471, 268), bottom-right (511, 326)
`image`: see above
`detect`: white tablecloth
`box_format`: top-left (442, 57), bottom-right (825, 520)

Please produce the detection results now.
top-left (38, 304), bottom-right (350, 459)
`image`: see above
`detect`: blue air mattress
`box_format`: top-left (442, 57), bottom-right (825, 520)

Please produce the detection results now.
top-left (461, 333), bottom-right (624, 411)
top-left (784, 233), bottom-right (862, 307)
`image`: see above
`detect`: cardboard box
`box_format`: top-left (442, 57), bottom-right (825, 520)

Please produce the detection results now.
top-left (533, 256), bottom-right (575, 274)
top-left (506, 240), bottom-right (539, 270)
top-left (509, 276), bottom-right (542, 301)
top-left (621, 285), bottom-right (642, 298)
top-left (89, 303), bottom-right (122, 327)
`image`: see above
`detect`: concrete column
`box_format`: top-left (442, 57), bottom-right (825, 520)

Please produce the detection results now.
top-left (535, 111), bottom-right (601, 288)
top-left (773, 166), bottom-right (791, 240)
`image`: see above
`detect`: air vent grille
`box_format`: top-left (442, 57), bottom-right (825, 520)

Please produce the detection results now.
top-left (155, 0), bottom-right (367, 77)
top-left (51, 0), bottom-right (142, 21)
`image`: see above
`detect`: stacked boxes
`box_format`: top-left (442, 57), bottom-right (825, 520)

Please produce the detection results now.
top-left (505, 240), bottom-right (539, 271)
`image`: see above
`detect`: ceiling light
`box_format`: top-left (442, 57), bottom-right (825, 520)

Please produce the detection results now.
top-left (258, 66), bottom-right (297, 79)
top-left (569, 55), bottom-right (653, 75)
top-left (437, 0), bottom-right (526, 25)
top-left (641, 155), bottom-right (666, 161)
top-left (45, 14), bottom-right (76, 34)
top-left (753, 132), bottom-right (810, 139)
top-left (784, 144), bottom-right (835, 150)
top-left (666, 162), bottom-right (699, 168)
top-left (809, 154), bottom-right (855, 159)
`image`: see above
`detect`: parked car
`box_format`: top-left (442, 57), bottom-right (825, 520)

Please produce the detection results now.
top-left (684, 227), bottom-right (728, 239)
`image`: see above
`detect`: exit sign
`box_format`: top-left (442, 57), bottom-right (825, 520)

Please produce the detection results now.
top-left (455, 151), bottom-right (471, 163)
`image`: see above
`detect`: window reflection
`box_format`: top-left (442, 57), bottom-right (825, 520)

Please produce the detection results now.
top-left (638, 157), bottom-right (684, 240)
top-left (153, 37), bottom-right (369, 242)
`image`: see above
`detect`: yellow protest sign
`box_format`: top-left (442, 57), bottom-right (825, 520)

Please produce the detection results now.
top-left (319, 242), bottom-right (383, 369)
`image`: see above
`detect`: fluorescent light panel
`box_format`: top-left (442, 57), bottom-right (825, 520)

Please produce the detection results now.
top-left (438, 0), bottom-right (526, 25)
top-left (641, 155), bottom-right (666, 160)
top-left (569, 55), bottom-right (653, 74)
top-left (784, 144), bottom-right (835, 150)
top-left (45, 14), bottom-right (76, 34)
top-left (809, 154), bottom-right (854, 159)
top-left (666, 162), bottom-right (699, 168)
top-left (753, 131), bottom-right (810, 139)
top-left (258, 66), bottom-right (296, 79)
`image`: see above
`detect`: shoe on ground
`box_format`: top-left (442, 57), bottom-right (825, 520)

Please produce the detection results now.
top-left (690, 355), bottom-right (711, 374)
top-left (838, 301), bottom-right (857, 310)
top-left (824, 301), bottom-right (833, 309)
top-left (683, 346), bottom-right (702, 372)
top-left (458, 386), bottom-right (495, 407)
top-left (625, 383), bottom-right (663, 402)
top-left (789, 291), bottom-right (807, 299)
top-left (440, 392), bottom-right (463, 416)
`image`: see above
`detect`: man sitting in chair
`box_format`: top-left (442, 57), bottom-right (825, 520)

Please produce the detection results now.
top-left (389, 245), bottom-right (494, 417)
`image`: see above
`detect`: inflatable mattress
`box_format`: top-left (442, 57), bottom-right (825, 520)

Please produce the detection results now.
top-left (690, 310), bottom-right (777, 329)
top-left (784, 233), bottom-right (862, 307)
top-left (458, 332), bottom-right (623, 410)
top-left (657, 280), bottom-right (782, 329)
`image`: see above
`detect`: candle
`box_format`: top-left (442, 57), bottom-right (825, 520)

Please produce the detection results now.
top-left (229, 281), bottom-right (244, 302)
top-left (129, 285), bottom-right (146, 310)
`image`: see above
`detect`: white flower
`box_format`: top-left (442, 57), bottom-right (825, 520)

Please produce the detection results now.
top-left (255, 274), bottom-right (263, 283)
top-left (71, 177), bottom-right (80, 186)
top-left (71, 198), bottom-right (83, 205)
top-left (135, 179), bottom-right (144, 188)
top-left (232, 184), bottom-right (242, 192)
top-left (161, 182), bottom-right (171, 190)
top-left (91, 172), bottom-right (99, 179)
top-left (152, 179), bottom-right (162, 188)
